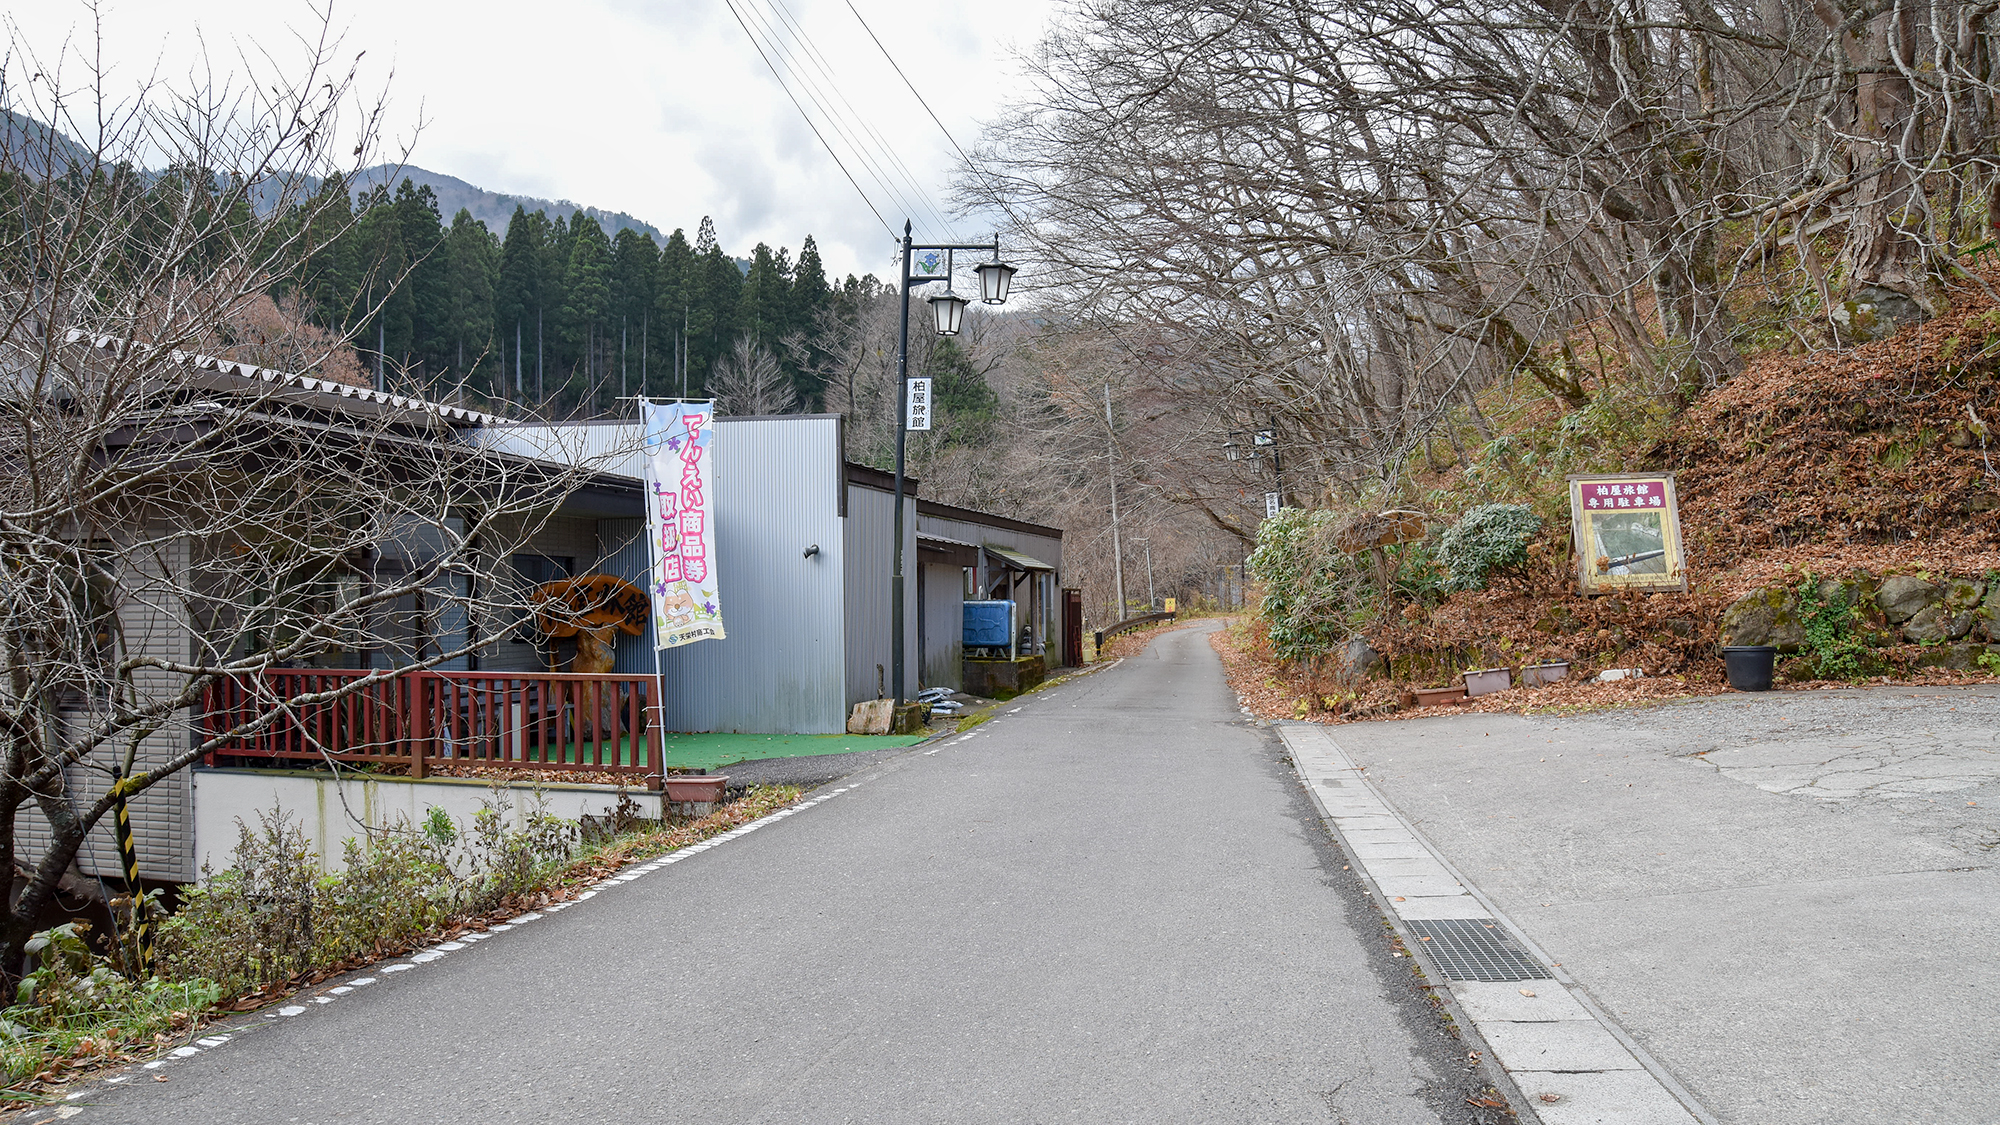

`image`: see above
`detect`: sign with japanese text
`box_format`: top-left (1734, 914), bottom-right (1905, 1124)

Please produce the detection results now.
top-left (1566, 473), bottom-right (1687, 594)
top-left (642, 400), bottom-right (726, 648)
top-left (906, 377), bottom-right (933, 431)
top-left (1265, 492), bottom-right (1281, 518)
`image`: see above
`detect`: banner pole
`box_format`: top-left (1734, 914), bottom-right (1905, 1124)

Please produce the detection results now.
top-left (638, 397), bottom-right (668, 786)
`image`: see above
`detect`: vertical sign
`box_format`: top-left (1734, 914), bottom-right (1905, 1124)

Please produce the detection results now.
top-left (906, 377), bottom-right (933, 431)
top-left (642, 400), bottom-right (726, 648)
top-left (1264, 492), bottom-right (1281, 518)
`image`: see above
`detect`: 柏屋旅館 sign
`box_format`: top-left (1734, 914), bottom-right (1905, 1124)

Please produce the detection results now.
top-left (1566, 473), bottom-right (1688, 595)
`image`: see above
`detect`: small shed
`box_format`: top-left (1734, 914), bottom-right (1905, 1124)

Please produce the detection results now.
top-left (914, 500), bottom-right (1068, 691)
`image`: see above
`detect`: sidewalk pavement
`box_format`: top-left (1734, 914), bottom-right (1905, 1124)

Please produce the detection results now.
top-left (1282, 685), bottom-right (2000, 1125)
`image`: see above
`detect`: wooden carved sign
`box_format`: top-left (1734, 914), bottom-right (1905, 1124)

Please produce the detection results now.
top-left (529, 576), bottom-right (649, 673)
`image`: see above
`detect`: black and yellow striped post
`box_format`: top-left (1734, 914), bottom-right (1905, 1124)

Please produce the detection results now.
top-left (109, 769), bottom-right (151, 975)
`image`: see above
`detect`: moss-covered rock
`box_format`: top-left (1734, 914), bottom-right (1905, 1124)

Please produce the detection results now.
top-left (1915, 642), bottom-right (1993, 672)
top-left (1944, 578), bottom-right (1985, 612)
top-left (1977, 580), bottom-right (2000, 642)
top-left (1903, 604), bottom-right (1977, 644)
top-left (1876, 575), bottom-right (1941, 625)
top-left (1720, 586), bottom-right (1804, 651)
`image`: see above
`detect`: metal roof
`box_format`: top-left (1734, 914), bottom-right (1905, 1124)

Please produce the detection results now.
top-left (66, 330), bottom-right (500, 425)
top-left (985, 545), bottom-right (1056, 572)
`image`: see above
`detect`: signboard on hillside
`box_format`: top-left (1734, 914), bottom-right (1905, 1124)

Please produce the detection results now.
top-left (1567, 473), bottom-right (1688, 595)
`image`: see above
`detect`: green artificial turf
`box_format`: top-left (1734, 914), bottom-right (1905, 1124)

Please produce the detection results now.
top-left (653, 731), bottom-right (927, 771)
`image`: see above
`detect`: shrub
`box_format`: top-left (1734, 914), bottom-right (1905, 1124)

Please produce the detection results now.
top-left (1797, 575), bottom-right (1870, 680)
top-left (157, 796), bottom-right (578, 998)
top-left (1, 923), bottom-right (220, 1084)
top-left (1437, 504), bottom-right (1543, 591)
top-left (1248, 509), bottom-right (1369, 662)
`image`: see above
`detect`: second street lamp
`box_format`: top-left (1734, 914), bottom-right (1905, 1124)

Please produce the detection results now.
top-left (890, 221), bottom-right (1015, 713)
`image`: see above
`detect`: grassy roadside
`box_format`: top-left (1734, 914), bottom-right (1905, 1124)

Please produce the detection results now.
top-left (0, 785), bottom-right (803, 1105)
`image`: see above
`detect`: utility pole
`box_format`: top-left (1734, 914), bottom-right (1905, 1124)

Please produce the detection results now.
top-left (1105, 381), bottom-right (1126, 618)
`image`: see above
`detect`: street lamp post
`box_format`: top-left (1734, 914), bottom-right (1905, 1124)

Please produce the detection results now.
top-left (891, 221), bottom-right (1015, 709)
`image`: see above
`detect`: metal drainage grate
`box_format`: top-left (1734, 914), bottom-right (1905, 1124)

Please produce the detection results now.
top-left (1404, 918), bottom-right (1548, 981)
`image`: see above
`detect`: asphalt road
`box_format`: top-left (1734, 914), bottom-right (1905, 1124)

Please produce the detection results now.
top-left (73, 623), bottom-right (1483, 1124)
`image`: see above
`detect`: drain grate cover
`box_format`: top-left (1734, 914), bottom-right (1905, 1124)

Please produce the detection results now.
top-left (1404, 918), bottom-right (1548, 981)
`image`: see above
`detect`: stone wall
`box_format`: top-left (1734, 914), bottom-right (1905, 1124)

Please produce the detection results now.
top-left (1719, 572), bottom-right (2000, 673)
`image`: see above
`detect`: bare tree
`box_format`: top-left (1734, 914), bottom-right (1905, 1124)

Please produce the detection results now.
top-left (709, 334), bottom-right (799, 416)
top-left (961, 0), bottom-right (2000, 500)
top-left (0, 13), bottom-right (615, 989)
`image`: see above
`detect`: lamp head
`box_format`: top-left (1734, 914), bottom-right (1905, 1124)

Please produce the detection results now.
top-left (974, 259), bottom-right (1017, 304)
top-left (928, 292), bottom-right (969, 336)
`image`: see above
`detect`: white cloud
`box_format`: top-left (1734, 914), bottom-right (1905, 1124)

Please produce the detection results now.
top-left (8, 0), bottom-right (1060, 278)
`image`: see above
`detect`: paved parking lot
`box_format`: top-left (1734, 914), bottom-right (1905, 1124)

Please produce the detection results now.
top-left (1333, 685), bottom-right (2000, 1125)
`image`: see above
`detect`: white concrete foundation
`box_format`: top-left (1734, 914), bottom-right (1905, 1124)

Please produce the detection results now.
top-left (192, 767), bottom-right (661, 875)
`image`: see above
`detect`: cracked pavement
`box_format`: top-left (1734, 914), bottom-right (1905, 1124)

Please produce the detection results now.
top-left (1335, 684), bottom-right (2000, 1125)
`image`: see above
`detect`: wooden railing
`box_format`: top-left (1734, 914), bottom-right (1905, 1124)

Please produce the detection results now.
top-left (201, 669), bottom-right (659, 782)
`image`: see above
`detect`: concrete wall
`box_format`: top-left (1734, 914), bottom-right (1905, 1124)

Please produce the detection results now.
top-left (192, 767), bottom-right (654, 875)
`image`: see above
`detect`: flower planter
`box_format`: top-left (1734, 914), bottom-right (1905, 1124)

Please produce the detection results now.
top-left (1722, 646), bottom-right (1776, 692)
top-left (664, 775), bottom-right (729, 802)
top-left (1519, 661), bottom-right (1570, 688)
top-left (1412, 685), bottom-right (1469, 707)
top-left (1463, 667), bottom-right (1512, 697)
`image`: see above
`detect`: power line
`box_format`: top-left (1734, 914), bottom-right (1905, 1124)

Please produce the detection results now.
top-left (721, 0), bottom-right (896, 240)
top-left (736, 0), bottom-right (950, 238)
top-left (761, 0), bottom-right (958, 238)
top-left (756, 0), bottom-right (960, 236)
top-left (845, 0), bottom-right (972, 168)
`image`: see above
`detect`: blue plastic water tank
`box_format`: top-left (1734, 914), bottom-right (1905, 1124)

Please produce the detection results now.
top-left (963, 600), bottom-right (1015, 647)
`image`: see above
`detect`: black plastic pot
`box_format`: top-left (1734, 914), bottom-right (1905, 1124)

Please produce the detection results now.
top-left (1722, 645), bottom-right (1776, 691)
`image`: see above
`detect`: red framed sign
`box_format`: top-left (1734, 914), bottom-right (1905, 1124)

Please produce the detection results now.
top-left (1566, 473), bottom-right (1688, 594)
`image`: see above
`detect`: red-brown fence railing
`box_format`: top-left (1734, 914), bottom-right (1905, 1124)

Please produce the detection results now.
top-left (200, 669), bottom-right (660, 782)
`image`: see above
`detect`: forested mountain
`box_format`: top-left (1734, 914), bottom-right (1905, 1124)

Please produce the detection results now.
top-left (346, 164), bottom-right (670, 245)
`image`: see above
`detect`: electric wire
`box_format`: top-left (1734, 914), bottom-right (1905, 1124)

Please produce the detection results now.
top-left (843, 0), bottom-right (1041, 263)
top-left (759, 0), bottom-right (958, 238)
top-left (721, 0), bottom-right (896, 240)
top-left (733, 0), bottom-right (947, 238)
top-left (845, 0), bottom-right (972, 169)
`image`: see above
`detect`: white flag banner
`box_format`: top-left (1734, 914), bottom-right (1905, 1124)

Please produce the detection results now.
top-left (642, 401), bottom-right (725, 649)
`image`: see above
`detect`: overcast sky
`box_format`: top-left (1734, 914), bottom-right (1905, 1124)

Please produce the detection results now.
top-left (9, 0), bottom-right (1062, 280)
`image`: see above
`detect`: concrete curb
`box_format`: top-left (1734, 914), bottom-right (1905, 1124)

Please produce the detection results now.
top-left (1275, 722), bottom-right (1717, 1125)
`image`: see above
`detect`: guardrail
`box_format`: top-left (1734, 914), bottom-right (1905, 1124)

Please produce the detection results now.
top-left (1093, 610), bottom-right (1178, 655)
top-left (201, 668), bottom-right (660, 782)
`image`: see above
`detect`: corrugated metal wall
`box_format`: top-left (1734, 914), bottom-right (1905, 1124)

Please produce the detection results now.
top-left (843, 485), bottom-right (919, 707)
top-left (24, 528), bottom-right (196, 882)
top-left (919, 562), bottom-right (963, 690)
top-left (640, 417), bottom-right (848, 733)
